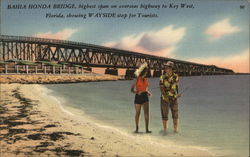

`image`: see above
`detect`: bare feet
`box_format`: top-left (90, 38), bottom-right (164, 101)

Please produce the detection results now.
top-left (146, 130), bottom-right (152, 133)
top-left (134, 126), bottom-right (139, 133)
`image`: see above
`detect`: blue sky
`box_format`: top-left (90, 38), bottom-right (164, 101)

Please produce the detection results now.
top-left (1, 0), bottom-right (249, 72)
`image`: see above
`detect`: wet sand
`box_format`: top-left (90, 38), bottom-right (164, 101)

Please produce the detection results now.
top-left (0, 84), bottom-right (213, 156)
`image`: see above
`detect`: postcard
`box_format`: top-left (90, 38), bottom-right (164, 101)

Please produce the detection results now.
top-left (0, 0), bottom-right (249, 156)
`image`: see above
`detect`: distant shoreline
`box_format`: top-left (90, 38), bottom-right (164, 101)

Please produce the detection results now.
top-left (0, 73), bottom-right (247, 84)
top-left (235, 73), bottom-right (250, 75)
top-left (0, 73), bottom-right (122, 84)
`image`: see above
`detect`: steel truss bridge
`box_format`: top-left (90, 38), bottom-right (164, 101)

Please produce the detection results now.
top-left (0, 35), bottom-right (234, 77)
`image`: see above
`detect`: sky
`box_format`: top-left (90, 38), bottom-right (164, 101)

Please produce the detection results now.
top-left (1, 0), bottom-right (249, 73)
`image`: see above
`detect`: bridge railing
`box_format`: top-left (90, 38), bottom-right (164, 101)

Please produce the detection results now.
top-left (0, 35), bottom-right (89, 47)
top-left (0, 34), bottom-right (124, 53)
top-left (0, 35), bottom-right (154, 56)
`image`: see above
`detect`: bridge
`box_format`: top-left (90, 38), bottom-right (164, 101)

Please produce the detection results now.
top-left (0, 35), bottom-right (234, 78)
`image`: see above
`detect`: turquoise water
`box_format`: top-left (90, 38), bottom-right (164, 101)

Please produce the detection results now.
top-left (45, 75), bottom-right (249, 157)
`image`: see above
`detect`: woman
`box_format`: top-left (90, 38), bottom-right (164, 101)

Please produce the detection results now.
top-left (131, 63), bottom-right (152, 133)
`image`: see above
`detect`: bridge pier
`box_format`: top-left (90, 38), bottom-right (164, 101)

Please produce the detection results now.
top-left (182, 70), bottom-right (187, 76)
top-left (74, 67), bottom-right (78, 74)
top-left (206, 72), bottom-right (212, 75)
top-left (147, 69), bottom-right (152, 78)
top-left (198, 71), bottom-right (203, 76)
top-left (177, 71), bottom-right (181, 76)
top-left (59, 67), bottom-right (62, 74)
top-left (153, 70), bottom-right (162, 77)
top-left (35, 66), bottom-right (37, 74)
top-left (44, 66), bottom-right (47, 74)
top-left (190, 71), bottom-right (201, 76)
top-left (176, 71), bottom-right (182, 76)
top-left (177, 71), bottom-right (184, 76)
top-left (52, 66), bottom-right (55, 74)
top-left (68, 67), bottom-right (71, 74)
top-left (84, 67), bottom-right (92, 72)
top-left (196, 71), bottom-right (201, 76)
top-left (25, 65), bottom-right (29, 74)
top-left (5, 64), bottom-right (8, 74)
top-left (125, 69), bottom-right (135, 79)
top-left (105, 68), bottom-right (118, 76)
top-left (15, 65), bottom-right (19, 73)
top-left (183, 72), bottom-right (187, 76)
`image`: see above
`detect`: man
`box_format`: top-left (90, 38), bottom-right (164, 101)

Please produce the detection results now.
top-left (159, 61), bottom-right (180, 133)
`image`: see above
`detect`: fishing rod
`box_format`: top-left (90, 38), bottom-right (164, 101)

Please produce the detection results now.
top-left (151, 86), bottom-right (190, 95)
top-left (179, 86), bottom-right (189, 95)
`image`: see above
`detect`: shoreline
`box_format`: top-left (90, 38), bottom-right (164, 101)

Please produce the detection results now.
top-left (0, 83), bottom-right (213, 156)
top-left (0, 74), bottom-right (245, 84)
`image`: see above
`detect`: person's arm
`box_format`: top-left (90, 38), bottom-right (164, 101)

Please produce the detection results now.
top-left (131, 79), bottom-right (142, 94)
top-left (160, 84), bottom-right (166, 95)
top-left (173, 74), bottom-right (181, 98)
top-left (159, 76), bottom-right (166, 95)
top-left (131, 80), bottom-right (137, 94)
top-left (159, 76), bottom-right (169, 101)
top-left (146, 87), bottom-right (152, 96)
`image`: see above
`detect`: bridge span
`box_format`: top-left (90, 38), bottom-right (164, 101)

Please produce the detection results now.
top-left (0, 35), bottom-right (234, 78)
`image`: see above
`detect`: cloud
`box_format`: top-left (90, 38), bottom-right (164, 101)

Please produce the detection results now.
top-left (33, 28), bottom-right (77, 40)
top-left (187, 49), bottom-right (249, 73)
top-left (205, 18), bottom-right (240, 40)
top-left (104, 25), bottom-right (186, 57)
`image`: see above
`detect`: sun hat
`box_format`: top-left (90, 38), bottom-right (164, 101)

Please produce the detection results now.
top-left (134, 63), bottom-right (148, 77)
top-left (164, 61), bottom-right (174, 68)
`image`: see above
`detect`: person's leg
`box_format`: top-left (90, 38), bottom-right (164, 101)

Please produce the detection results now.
top-left (161, 98), bottom-right (169, 132)
top-left (134, 104), bottom-right (142, 133)
top-left (173, 119), bottom-right (178, 133)
top-left (170, 100), bottom-right (179, 133)
top-left (143, 102), bottom-right (151, 133)
top-left (162, 120), bottom-right (168, 131)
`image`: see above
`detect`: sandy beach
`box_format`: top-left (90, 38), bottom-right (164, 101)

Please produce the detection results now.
top-left (0, 83), bottom-right (213, 157)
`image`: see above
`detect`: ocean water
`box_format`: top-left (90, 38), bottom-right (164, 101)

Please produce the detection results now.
top-left (45, 75), bottom-right (249, 157)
